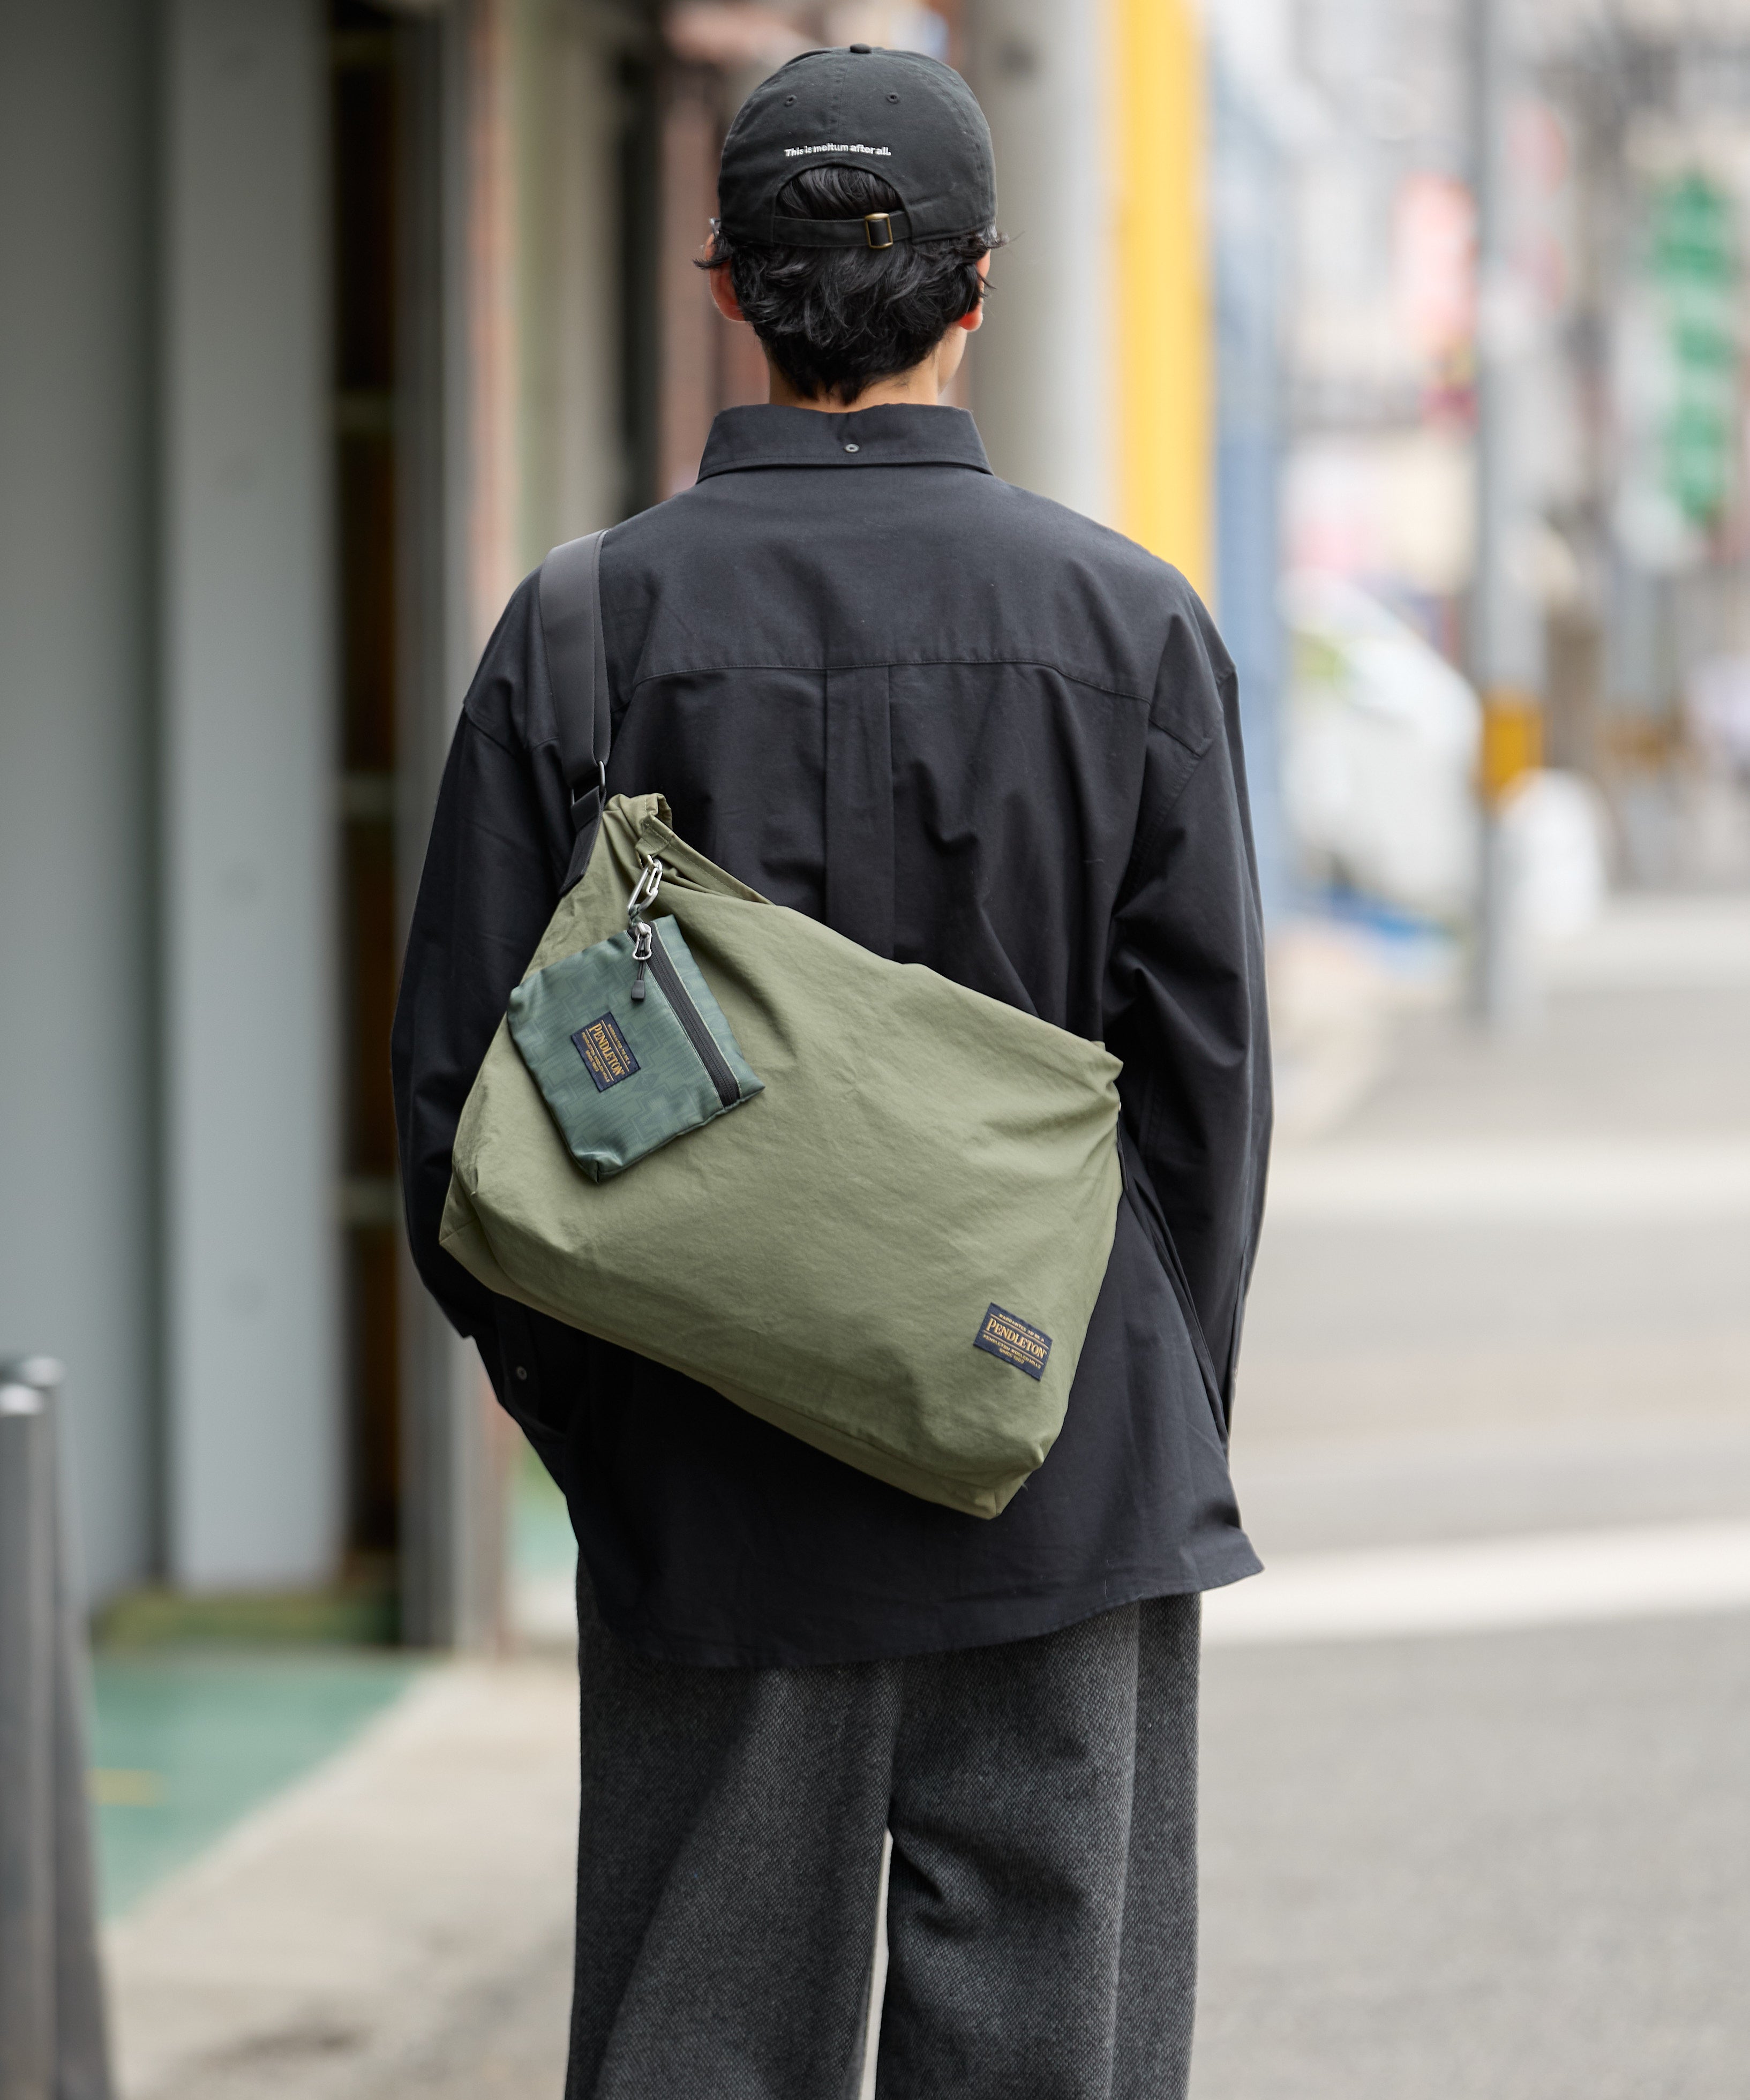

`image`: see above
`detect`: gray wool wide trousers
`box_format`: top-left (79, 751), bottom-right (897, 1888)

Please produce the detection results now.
top-left (565, 1585), bottom-right (1201, 2100)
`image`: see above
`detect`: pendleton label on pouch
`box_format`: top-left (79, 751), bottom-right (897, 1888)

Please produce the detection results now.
top-left (973, 1304), bottom-right (1052, 1381)
top-left (572, 1012), bottom-right (640, 1091)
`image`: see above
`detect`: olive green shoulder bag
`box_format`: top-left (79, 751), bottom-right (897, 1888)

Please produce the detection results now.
top-left (441, 532), bottom-right (1122, 1518)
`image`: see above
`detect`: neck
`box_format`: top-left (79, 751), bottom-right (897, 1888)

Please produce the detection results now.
top-left (767, 356), bottom-right (949, 415)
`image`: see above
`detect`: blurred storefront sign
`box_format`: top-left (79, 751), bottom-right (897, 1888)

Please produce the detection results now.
top-left (1614, 171), bottom-right (1741, 572)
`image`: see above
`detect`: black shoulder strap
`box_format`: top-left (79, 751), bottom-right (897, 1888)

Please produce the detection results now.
top-left (538, 529), bottom-right (611, 839)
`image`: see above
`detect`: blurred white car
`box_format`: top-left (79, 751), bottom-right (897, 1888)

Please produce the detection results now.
top-left (1283, 569), bottom-right (1482, 920)
top-left (1282, 569), bottom-right (1611, 938)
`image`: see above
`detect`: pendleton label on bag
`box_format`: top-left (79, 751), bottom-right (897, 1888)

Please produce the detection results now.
top-left (973, 1304), bottom-right (1053, 1381)
top-left (572, 1013), bottom-right (640, 1090)
top-left (508, 895), bottom-right (762, 1181)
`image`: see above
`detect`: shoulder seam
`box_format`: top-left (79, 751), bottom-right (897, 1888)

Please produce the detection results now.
top-left (1157, 733), bottom-right (1214, 813)
top-left (1157, 717), bottom-right (1214, 761)
top-left (1143, 604), bottom-right (1220, 758)
top-left (460, 701), bottom-right (524, 757)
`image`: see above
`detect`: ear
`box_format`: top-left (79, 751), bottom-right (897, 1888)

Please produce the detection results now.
top-left (955, 252), bottom-right (992, 334)
top-left (708, 264), bottom-right (745, 324)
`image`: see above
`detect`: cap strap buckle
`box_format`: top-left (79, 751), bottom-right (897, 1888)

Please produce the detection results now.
top-left (863, 212), bottom-right (895, 250)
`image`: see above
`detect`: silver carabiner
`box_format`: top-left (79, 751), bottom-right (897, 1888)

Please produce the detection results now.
top-left (627, 857), bottom-right (664, 930)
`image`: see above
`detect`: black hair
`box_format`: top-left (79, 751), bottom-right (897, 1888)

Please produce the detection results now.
top-left (702, 165), bottom-right (1001, 406)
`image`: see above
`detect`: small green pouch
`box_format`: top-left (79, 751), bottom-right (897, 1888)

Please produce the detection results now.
top-left (507, 862), bottom-right (762, 1181)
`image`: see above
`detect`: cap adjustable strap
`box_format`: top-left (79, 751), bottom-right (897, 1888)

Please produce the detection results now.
top-left (758, 207), bottom-right (921, 249)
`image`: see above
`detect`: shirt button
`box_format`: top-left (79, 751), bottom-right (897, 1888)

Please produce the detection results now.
top-left (515, 1364), bottom-right (529, 1380)
top-left (844, 442), bottom-right (860, 453)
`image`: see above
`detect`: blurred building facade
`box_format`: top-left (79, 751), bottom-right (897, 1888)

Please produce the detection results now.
top-left (2, 0), bottom-right (1241, 1637)
top-left (1248, 0), bottom-right (1750, 924)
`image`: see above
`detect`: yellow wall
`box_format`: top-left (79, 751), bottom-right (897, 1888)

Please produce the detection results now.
top-left (1114, 0), bottom-right (1212, 596)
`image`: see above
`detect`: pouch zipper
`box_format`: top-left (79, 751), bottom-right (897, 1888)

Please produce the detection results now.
top-left (644, 924), bottom-right (740, 1109)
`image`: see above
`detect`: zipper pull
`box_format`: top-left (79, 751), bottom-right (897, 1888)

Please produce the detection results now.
top-left (630, 920), bottom-right (652, 1001)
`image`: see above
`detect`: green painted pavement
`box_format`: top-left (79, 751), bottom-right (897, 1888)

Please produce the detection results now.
top-left (89, 1651), bottom-right (422, 1918)
top-left (87, 1436), bottom-right (564, 1919)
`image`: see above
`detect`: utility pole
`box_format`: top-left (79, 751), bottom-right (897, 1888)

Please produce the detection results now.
top-left (1469, 0), bottom-right (1543, 1027)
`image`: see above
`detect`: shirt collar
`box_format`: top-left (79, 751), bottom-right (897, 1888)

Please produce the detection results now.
top-left (695, 403), bottom-right (993, 481)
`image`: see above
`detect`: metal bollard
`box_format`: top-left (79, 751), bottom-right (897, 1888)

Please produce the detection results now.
top-left (0, 1360), bottom-right (114, 2100)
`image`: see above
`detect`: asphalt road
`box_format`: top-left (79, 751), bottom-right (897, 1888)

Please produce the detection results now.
top-left (1196, 1614), bottom-right (1750, 2100)
top-left (1193, 895), bottom-right (1750, 2097)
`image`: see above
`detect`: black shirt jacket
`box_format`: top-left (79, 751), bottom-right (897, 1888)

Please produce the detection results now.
top-left (393, 404), bottom-right (1268, 1666)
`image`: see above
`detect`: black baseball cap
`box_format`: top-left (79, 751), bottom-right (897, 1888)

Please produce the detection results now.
top-left (717, 46), bottom-right (996, 251)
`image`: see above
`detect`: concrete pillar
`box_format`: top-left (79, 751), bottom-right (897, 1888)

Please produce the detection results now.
top-left (517, 0), bottom-right (630, 548)
top-left (394, 3), bottom-right (513, 1649)
top-left (0, 0), bottom-right (157, 1604)
top-left (161, 0), bottom-right (340, 1590)
top-left (964, 0), bottom-right (1114, 524)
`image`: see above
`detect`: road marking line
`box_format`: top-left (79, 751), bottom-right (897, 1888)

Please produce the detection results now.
top-left (1203, 1520), bottom-right (1750, 1645)
top-left (1265, 1140), bottom-right (1750, 1223)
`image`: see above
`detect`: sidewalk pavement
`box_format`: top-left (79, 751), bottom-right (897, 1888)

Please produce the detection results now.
top-left (104, 1661), bottom-right (576, 2100)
